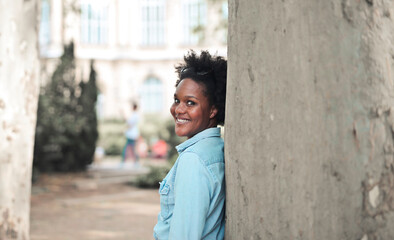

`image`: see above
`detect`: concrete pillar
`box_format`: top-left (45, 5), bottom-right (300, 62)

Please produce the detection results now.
top-left (225, 0), bottom-right (394, 239)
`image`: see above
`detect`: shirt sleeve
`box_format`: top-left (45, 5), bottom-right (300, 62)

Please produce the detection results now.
top-left (169, 152), bottom-right (212, 240)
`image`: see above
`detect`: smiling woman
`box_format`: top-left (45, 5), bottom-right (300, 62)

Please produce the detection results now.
top-left (171, 78), bottom-right (218, 138)
top-left (153, 50), bottom-right (227, 240)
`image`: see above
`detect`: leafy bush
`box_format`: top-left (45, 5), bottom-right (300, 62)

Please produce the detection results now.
top-left (97, 113), bottom-right (184, 159)
top-left (140, 116), bottom-right (184, 158)
top-left (139, 114), bottom-right (170, 146)
top-left (33, 42), bottom-right (98, 172)
top-left (133, 119), bottom-right (183, 188)
top-left (97, 119), bottom-right (125, 156)
top-left (134, 165), bottom-right (172, 188)
top-left (104, 141), bottom-right (123, 156)
top-left (162, 118), bottom-right (184, 163)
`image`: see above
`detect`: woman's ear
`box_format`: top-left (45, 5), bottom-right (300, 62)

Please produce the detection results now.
top-left (210, 106), bottom-right (218, 119)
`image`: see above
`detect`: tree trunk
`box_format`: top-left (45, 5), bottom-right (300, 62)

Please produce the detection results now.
top-left (0, 0), bottom-right (39, 239)
top-left (226, 0), bottom-right (394, 239)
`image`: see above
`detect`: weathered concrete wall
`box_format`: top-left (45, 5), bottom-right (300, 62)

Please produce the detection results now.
top-left (225, 0), bottom-right (394, 239)
top-left (0, 0), bottom-right (40, 239)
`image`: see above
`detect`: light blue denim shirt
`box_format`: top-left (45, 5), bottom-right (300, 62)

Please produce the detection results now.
top-left (153, 127), bottom-right (225, 240)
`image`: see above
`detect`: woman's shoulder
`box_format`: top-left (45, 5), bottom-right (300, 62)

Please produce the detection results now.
top-left (183, 136), bottom-right (224, 165)
top-left (178, 143), bottom-right (224, 184)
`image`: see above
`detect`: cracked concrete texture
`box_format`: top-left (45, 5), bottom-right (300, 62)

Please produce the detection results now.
top-left (226, 0), bottom-right (394, 239)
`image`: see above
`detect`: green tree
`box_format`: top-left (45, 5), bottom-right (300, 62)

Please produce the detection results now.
top-left (76, 61), bottom-right (99, 167)
top-left (33, 42), bottom-right (98, 173)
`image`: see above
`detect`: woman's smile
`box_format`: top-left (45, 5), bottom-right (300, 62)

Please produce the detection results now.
top-left (175, 117), bottom-right (191, 124)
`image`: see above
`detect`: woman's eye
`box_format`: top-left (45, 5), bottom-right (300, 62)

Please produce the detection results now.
top-left (187, 100), bottom-right (195, 106)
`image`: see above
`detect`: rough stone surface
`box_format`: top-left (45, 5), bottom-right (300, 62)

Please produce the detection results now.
top-left (226, 0), bottom-right (394, 239)
top-left (0, 0), bottom-right (39, 239)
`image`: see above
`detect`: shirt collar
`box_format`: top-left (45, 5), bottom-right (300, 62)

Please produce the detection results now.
top-left (175, 127), bottom-right (221, 153)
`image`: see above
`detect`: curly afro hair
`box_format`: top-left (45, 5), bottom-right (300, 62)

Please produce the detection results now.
top-left (174, 50), bottom-right (227, 125)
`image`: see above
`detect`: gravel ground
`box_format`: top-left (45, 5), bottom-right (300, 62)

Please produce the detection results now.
top-left (30, 170), bottom-right (161, 240)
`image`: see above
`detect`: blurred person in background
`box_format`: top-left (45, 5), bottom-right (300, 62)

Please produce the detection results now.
top-left (153, 50), bottom-right (227, 240)
top-left (121, 102), bottom-right (140, 167)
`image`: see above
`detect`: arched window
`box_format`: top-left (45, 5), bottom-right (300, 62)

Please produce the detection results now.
top-left (140, 77), bottom-right (163, 113)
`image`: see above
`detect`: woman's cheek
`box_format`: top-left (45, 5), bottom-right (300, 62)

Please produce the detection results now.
top-left (170, 104), bottom-right (176, 117)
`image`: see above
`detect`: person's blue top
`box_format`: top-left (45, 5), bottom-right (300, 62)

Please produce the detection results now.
top-left (153, 127), bottom-right (225, 240)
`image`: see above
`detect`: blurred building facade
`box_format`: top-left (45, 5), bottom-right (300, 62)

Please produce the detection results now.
top-left (39, 0), bottom-right (228, 119)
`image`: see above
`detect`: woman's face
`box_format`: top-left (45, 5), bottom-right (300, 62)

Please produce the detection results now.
top-left (170, 78), bottom-right (217, 139)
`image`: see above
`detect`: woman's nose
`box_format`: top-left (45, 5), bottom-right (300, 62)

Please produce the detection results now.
top-left (175, 103), bottom-right (186, 114)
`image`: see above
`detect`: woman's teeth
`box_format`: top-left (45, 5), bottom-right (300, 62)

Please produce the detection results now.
top-left (177, 118), bottom-right (190, 123)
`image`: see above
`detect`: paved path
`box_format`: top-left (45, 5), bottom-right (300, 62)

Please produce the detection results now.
top-left (30, 159), bottom-right (165, 240)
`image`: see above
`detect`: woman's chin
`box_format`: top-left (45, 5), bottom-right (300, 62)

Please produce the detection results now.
top-left (175, 127), bottom-right (192, 138)
top-left (174, 128), bottom-right (184, 137)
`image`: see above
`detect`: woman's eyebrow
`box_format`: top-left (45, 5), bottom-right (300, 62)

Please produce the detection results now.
top-left (174, 93), bottom-right (199, 100)
top-left (185, 95), bottom-right (199, 100)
